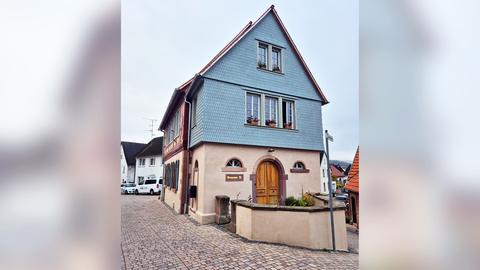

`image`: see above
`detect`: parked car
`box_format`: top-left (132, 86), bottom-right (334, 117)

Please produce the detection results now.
top-left (135, 178), bottom-right (162, 195)
top-left (123, 183), bottom-right (137, 194)
top-left (335, 193), bottom-right (348, 201)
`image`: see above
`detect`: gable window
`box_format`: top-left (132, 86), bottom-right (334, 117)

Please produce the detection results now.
top-left (226, 159), bottom-right (242, 168)
top-left (282, 100), bottom-right (295, 129)
top-left (257, 42), bottom-right (283, 73)
top-left (150, 158), bottom-right (155, 166)
top-left (265, 96), bottom-right (278, 127)
top-left (246, 93), bottom-right (260, 125)
top-left (257, 43), bottom-right (268, 69)
top-left (272, 47), bottom-right (282, 72)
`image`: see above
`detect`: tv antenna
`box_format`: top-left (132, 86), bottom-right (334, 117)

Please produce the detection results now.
top-left (144, 118), bottom-right (158, 139)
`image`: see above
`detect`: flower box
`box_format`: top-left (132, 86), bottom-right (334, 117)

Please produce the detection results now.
top-left (247, 117), bottom-right (259, 126)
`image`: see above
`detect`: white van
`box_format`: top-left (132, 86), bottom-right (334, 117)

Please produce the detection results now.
top-left (135, 178), bottom-right (162, 195)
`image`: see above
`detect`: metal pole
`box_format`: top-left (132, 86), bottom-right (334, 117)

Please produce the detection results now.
top-left (325, 130), bottom-right (336, 251)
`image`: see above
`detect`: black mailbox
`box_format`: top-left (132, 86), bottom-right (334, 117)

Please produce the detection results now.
top-left (189, 185), bottom-right (197, 198)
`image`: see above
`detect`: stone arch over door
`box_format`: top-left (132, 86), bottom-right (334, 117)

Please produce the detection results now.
top-left (250, 155), bottom-right (288, 204)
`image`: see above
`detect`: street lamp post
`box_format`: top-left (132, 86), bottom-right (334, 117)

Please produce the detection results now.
top-left (325, 130), bottom-right (336, 251)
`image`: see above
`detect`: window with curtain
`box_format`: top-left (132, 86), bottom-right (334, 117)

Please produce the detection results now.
top-left (257, 43), bottom-right (268, 68)
top-left (264, 96), bottom-right (278, 126)
top-left (246, 93), bottom-right (260, 123)
top-left (272, 47), bottom-right (281, 72)
top-left (282, 100), bottom-right (295, 129)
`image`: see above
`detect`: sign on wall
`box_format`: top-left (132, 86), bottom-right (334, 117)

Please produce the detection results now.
top-left (225, 174), bottom-right (244, 182)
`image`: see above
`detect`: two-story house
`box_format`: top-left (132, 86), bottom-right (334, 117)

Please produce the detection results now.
top-left (135, 136), bottom-right (164, 186)
top-left (121, 141), bottom-right (146, 184)
top-left (160, 5), bottom-right (330, 224)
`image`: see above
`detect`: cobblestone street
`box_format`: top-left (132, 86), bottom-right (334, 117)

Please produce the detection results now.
top-left (121, 195), bottom-right (358, 270)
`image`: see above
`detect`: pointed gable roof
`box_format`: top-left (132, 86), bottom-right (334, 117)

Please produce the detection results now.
top-left (136, 136), bottom-right (163, 158)
top-left (160, 5), bottom-right (329, 131)
top-left (181, 5), bottom-right (329, 104)
top-left (345, 147), bottom-right (359, 193)
top-left (121, 141), bottom-right (147, 166)
top-left (330, 164), bottom-right (345, 178)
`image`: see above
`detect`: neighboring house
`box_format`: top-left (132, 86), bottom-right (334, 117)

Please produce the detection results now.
top-left (121, 141), bottom-right (146, 184)
top-left (159, 5), bottom-right (329, 224)
top-left (135, 137), bottom-right (164, 186)
top-left (345, 147), bottom-right (359, 229)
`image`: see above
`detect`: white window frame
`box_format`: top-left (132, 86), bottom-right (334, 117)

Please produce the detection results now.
top-left (226, 159), bottom-right (242, 168)
top-left (282, 99), bottom-right (295, 128)
top-left (264, 96), bottom-right (278, 125)
top-left (150, 158), bottom-right (155, 166)
top-left (245, 90), bottom-right (296, 129)
top-left (245, 92), bottom-right (261, 123)
top-left (294, 162), bottom-right (305, 169)
top-left (256, 41), bottom-right (284, 73)
top-left (257, 42), bottom-right (268, 69)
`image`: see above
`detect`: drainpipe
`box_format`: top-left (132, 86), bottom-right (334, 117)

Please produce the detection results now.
top-left (184, 98), bottom-right (192, 214)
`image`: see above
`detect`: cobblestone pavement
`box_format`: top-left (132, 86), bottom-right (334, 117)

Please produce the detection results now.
top-left (121, 195), bottom-right (359, 270)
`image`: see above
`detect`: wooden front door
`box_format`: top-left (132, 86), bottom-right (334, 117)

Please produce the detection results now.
top-left (256, 161), bottom-right (279, 205)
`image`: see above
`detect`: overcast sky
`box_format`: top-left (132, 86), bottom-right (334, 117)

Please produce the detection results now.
top-left (122, 0), bottom-right (358, 162)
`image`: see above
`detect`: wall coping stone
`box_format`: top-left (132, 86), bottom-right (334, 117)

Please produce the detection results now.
top-left (231, 199), bottom-right (346, 212)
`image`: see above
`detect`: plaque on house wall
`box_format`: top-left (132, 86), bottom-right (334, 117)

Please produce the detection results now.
top-left (225, 174), bottom-right (244, 182)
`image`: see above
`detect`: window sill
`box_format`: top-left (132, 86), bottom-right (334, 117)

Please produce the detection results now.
top-left (244, 124), bottom-right (298, 132)
top-left (222, 167), bottom-right (247, 172)
top-left (257, 67), bottom-right (284, 75)
top-left (290, 169), bottom-right (310, 173)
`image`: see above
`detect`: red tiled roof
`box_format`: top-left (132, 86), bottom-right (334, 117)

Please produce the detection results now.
top-left (330, 164), bottom-right (344, 178)
top-left (345, 147), bottom-right (359, 193)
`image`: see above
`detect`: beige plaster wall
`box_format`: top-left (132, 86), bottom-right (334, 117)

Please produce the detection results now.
top-left (190, 143), bottom-right (322, 224)
top-left (235, 205), bottom-right (348, 251)
top-left (163, 150), bottom-right (185, 213)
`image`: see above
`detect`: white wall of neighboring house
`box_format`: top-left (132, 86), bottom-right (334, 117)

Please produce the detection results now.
top-left (121, 146), bottom-right (136, 184)
top-left (320, 154), bottom-right (329, 195)
top-left (121, 146), bottom-right (128, 184)
top-left (135, 155), bottom-right (163, 184)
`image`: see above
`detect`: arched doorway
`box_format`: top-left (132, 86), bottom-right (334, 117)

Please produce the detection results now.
top-left (255, 161), bottom-right (280, 205)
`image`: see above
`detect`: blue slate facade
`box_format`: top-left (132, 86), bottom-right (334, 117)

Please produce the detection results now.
top-left (190, 12), bottom-right (325, 151)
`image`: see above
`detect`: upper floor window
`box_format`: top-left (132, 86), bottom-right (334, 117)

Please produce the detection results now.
top-left (282, 100), bottom-right (295, 129)
top-left (265, 96), bottom-right (278, 127)
top-left (139, 158), bottom-right (146, 166)
top-left (150, 158), bottom-right (155, 166)
top-left (257, 43), bottom-right (268, 69)
top-left (257, 42), bottom-right (283, 73)
top-left (272, 47), bottom-right (282, 72)
top-left (245, 91), bottom-right (295, 129)
top-left (166, 110), bottom-right (180, 144)
top-left (226, 159), bottom-right (242, 168)
top-left (246, 93), bottom-right (260, 125)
